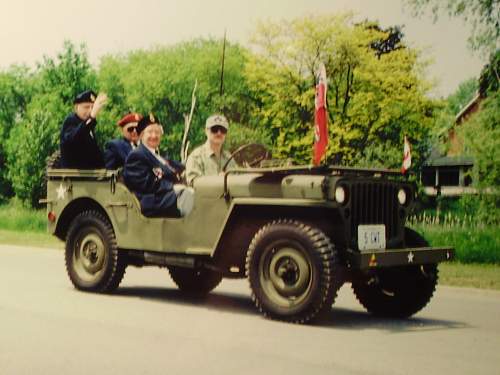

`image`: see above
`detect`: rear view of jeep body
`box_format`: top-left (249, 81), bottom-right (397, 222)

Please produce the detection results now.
top-left (45, 165), bottom-right (454, 324)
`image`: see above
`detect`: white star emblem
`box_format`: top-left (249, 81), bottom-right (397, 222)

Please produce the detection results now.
top-left (407, 251), bottom-right (414, 263)
top-left (56, 183), bottom-right (66, 200)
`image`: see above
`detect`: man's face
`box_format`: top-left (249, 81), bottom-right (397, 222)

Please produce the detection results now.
top-left (206, 125), bottom-right (227, 146)
top-left (74, 102), bottom-right (93, 121)
top-left (141, 123), bottom-right (163, 149)
top-left (121, 122), bottom-right (139, 143)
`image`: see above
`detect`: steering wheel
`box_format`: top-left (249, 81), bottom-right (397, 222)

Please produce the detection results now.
top-left (222, 143), bottom-right (271, 172)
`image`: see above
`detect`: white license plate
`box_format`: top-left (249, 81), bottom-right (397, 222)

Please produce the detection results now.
top-left (358, 225), bottom-right (386, 251)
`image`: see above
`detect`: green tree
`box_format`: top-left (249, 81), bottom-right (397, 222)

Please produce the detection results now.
top-left (245, 14), bottom-right (436, 168)
top-left (459, 92), bottom-right (500, 224)
top-left (405, 0), bottom-right (500, 56)
top-left (0, 66), bottom-right (33, 200)
top-left (5, 95), bottom-right (66, 206)
top-left (5, 41), bottom-right (96, 206)
top-left (479, 49), bottom-right (500, 95)
top-left (447, 77), bottom-right (478, 114)
top-left (98, 38), bottom-right (267, 158)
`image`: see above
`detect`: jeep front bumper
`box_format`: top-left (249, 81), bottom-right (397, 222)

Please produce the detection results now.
top-left (346, 246), bottom-right (455, 269)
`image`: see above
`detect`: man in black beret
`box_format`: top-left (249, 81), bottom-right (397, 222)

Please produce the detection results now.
top-left (59, 90), bottom-right (107, 169)
top-left (123, 114), bottom-right (194, 217)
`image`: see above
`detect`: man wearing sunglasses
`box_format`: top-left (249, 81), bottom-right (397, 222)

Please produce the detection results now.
top-left (186, 114), bottom-right (236, 185)
top-left (104, 113), bottom-right (142, 169)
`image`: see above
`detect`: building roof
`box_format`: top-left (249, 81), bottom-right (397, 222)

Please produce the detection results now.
top-left (424, 155), bottom-right (474, 167)
top-left (455, 93), bottom-right (481, 124)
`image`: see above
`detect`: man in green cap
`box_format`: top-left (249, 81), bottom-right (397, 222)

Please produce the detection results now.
top-left (186, 114), bottom-right (237, 185)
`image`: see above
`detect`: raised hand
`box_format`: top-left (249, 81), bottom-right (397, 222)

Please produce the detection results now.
top-left (90, 93), bottom-right (108, 119)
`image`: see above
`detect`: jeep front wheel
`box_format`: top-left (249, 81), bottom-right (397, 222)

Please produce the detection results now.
top-left (65, 210), bottom-right (126, 293)
top-left (352, 228), bottom-right (438, 318)
top-left (246, 220), bottom-right (339, 324)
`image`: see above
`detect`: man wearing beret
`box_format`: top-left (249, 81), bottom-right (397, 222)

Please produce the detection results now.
top-left (123, 114), bottom-right (194, 217)
top-left (104, 113), bottom-right (142, 169)
top-left (185, 114), bottom-right (237, 185)
top-left (60, 90), bottom-right (107, 169)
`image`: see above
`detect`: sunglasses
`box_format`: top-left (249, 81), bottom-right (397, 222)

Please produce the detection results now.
top-left (126, 126), bottom-right (138, 133)
top-left (210, 126), bottom-right (227, 134)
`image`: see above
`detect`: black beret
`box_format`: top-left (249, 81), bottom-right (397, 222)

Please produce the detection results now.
top-left (74, 90), bottom-right (97, 104)
top-left (137, 113), bottom-right (159, 134)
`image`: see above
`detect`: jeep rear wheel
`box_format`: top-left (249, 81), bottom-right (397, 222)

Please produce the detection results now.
top-left (352, 228), bottom-right (438, 318)
top-left (246, 220), bottom-right (339, 324)
top-left (65, 210), bottom-right (126, 293)
top-left (168, 267), bottom-right (222, 295)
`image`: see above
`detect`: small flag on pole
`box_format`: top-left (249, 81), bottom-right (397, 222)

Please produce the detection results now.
top-left (401, 135), bottom-right (411, 174)
top-left (313, 63), bottom-right (328, 166)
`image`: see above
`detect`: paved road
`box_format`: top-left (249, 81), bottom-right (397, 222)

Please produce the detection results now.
top-left (1, 244), bottom-right (499, 375)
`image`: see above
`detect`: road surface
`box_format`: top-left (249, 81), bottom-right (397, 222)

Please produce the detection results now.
top-left (1, 244), bottom-right (499, 375)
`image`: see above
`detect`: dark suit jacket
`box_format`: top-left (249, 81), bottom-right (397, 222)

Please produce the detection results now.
top-left (104, 138), bottom-right (133, 169)
top-left (60, 113), bottom-right (104, 169)
top-left (123, 144), bottom-right (184, 217)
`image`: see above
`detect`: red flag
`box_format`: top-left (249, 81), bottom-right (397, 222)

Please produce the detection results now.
top-left (401, 135), bottom-right (411, 174)
top-left (313, 63), bottom-right (328, 166)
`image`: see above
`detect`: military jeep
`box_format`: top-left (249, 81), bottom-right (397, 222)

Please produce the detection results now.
top-left (44, 161), bottom-right (454, 324)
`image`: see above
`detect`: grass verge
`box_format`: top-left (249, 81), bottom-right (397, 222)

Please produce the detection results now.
top-left (0, 229), bottom-right (62, 249)
top-left (0, 200), bottom-right (46, 232)
top-left (411, 224), bottom-right (500, 264)
top-left (439, 262), bottom-right (500, 290)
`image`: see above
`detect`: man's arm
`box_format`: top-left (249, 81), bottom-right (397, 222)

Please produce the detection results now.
top-left (185, 150), bottom-right (204, 186)
top-left (60, 116), bottom-right (96, 146)
top-left (104, 141), bottom-right (120, 170)
top-left (123, 153), bottom-right (158, 194)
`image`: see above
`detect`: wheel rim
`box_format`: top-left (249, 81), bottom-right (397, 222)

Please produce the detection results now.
top-left (259, 242), bottom-right (313, 308)
top-left (73, 230), bottom-right (107, 283)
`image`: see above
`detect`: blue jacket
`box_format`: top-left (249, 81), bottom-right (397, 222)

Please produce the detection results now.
top-left (123, 144), bottom-right (184, 217)
top-left (104, 138), bottom-right (133, 169)
top-left (60, 113), bottom-right (104, 169)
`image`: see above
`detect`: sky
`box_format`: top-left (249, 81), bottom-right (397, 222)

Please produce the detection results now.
top-left (0, 0), bottom-right (485, 97)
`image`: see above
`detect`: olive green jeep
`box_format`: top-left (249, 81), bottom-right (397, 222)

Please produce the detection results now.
top-left (44, 159), bottom-right (454, 324)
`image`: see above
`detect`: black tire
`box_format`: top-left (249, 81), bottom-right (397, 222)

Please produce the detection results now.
top-left (352, 228), bottom-right (438, 318)
top-left (245, 219), bottom-right (339, 324)
top-left (168, 266), bottom-right (223, 295)
top-left (65, 210), bottom-right (126, 293)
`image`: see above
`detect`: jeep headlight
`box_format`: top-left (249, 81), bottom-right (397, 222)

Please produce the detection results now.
top-left (397, 188), bottom-right (407, 205)
top-left (335, 186), bottom-right (346, 204)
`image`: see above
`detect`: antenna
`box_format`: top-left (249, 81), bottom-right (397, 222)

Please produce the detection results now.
top-left (219, 29), bottom-right (227, 97)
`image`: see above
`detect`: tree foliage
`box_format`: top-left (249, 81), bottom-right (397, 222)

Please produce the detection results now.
top-left (245, 14), bottom-right (436, 168)
top-left (5, 41), bottom-right (96, 206)
top-left (459, 92), bottom-right (500, 224)
top-left (446, 77), bottom-right (478, 114)
top-left (0, 66), bottom-right (33, 199)
top-left (0, 17), bottom-right (450, 206)
top-left (98, 39), bottom-right (268, 159)
top-left (405, 0), bottom-right (500, 56)
top-left (479, 49), bottom-right (500, 95)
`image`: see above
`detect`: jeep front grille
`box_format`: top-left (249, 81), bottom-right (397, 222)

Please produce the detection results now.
top-left (350, 181), bottom-right (400, 243)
